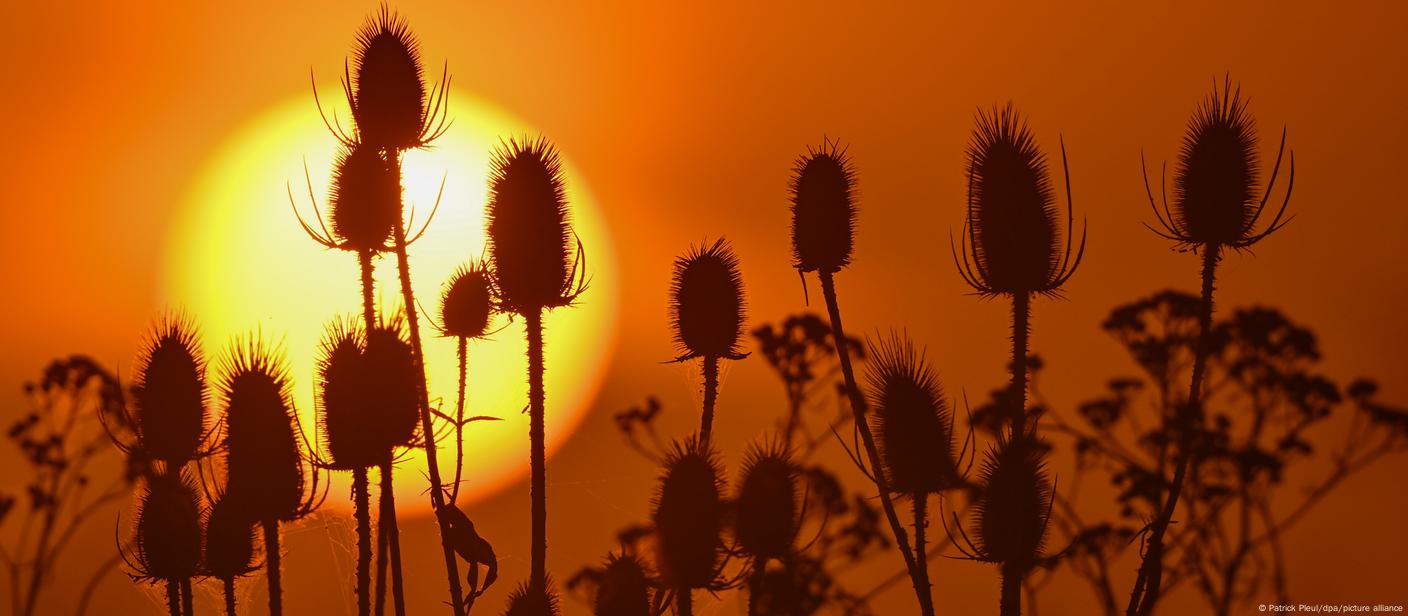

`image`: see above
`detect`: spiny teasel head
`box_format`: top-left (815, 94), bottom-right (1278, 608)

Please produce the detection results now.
top-left (441, 261), bottom-right (497, 339)
top-left (316, 319), bottom-right (385, 469)
top-left (734, 440), bottom-right (800, 560)
top-left (132, 315), bottom-right (208, 468)
top-left (328, 140), bottom-right (399, 252)
top-left (954, 103), bottom-right (1084, 296)
top-left (790, 139), bottom-right (857, 274)
top-left (349, 5), bottom-right (448, 151)
top-left (202, 495), bottom-right (257, 581)
top-left (971, 436), bottom-right (1052, 571)
top-left (364, 312), bottom-right (420, 451)
top-left (219, 336), bottom-right (306, 522)
top-left (592, 552), bottom-right (652, 616)
top-left (669, 238), bottom-right (747, 362)
top-left (866, 332), bottom-right (962, 495)
top-left (502, 580), bottom-right (561, 616)
top-left (1146, 75), bottom-right (1294, 250)
top-left (131, 472), bottom-right (203, 581)
top-left (486, 136), bottom-right (586, 314)
top-left (652, 436), bottom-right (726, 589)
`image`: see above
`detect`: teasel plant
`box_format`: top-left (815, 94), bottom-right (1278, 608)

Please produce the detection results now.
top-left (436, 501), bottom-right (499, 611)
top-left (502, 580), bottom-right (562, 616)
top-left (788, 139), bottom-right (933, 615)
top-left (112, 316), bottom-right (211, 474)
top-left (202, 494), bottom-right (258, 616)
top-left (218, 335), bottom-right (325, 616)
top-left (366, 311), bottom-right (425, 616)
top-left (866, 332), bottom-right (974, 612)
top-left (952, 103), bottom-right (1086, 439)
top-left (733, 440), bottom-right (804, 616)
top-left (948, 436), bottom-right (1055, 616)
top-left (668, 237), bottom-right (747, 446)
top-left (652, 437), bottom-right (729, 616)
top-left (486, 135), bottom-right (588, 594)
top-left (437, 261), bottom-right (506, 505)
top-left (1126, 75), bottom-right (1294, 616)
top-left (120, 471), bottom-right (203, 616)
top-left (589, 552), bottom-right (653, 616)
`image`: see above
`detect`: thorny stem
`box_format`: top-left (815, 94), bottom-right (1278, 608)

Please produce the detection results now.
top-left (1011, 291), bottom-right (1032, 436)
top-left (360, 250), bottom-right (376, 331)
top-left (700, 355), bottom-right (719, 447)
top-left (263, 520), bottom-right (282, 616)
top-left (224, 578), bottom-right (237, 616)
top-left (677, 588), bottom-right (693, 616)
top-left (1001, 564), bottom-right (1023, 616)
top-left (1127, 245), bottom-right (1220, 616)
top-left (165, 579), bottom-right (180, 616)
top-left (817, 270), bottom-right (934, 616)
top-left (451, 336), bottom-right (468, 504)
top-left (525, 309), bottom-right (548, 591)
top-left (355, 468), bottom-right (372, 616)
top-left (386, 150), bottom-right (466, 614)
top-left (913, 494), bottom-right (932, 605)
top-left (181, 578), bottom-right (193, 616)
top-left (379, 461), bottom-right (407, 616)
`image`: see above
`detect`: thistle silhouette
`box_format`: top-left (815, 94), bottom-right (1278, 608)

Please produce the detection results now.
top-left (669, 237), bottom-right (747, 445)
top-left (652, 437), bottom-right (725, 616)
top-left (218, 336), bottom-right (322, 616)
top-left (502, 580), bottom-right (562, 616)
top-left (203, 496), bottom-right (257, 616)
top-left (788, 139), bottom-right (934, 615)
top-left (123, 472), bottom-right (203, 616)
top-left (592, 553), bottom-right (652, 616)
top-left (1127, 76), bottom-right (1294, 616)
top-left (952, 437), bottom-right (1054, 616)
top-left (486, 136), bottom-right (587, 593)
top-left (131, 317), bottom-right (208, 471)
top-left (439, 262), bottom-right (501, 505)
top-left (734, 441), bottom-right (801, 616)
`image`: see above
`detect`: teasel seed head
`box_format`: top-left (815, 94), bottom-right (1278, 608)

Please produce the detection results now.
top-left (502, 580), bottom-right (561, 616)
top-left (734, 440), bottom-right (800, 560)
top-left (202, 496), bottom-right (257, 580)
top-left (651, 436), bottom-right (725, 589)
top-left (132, 315), bottom-right (208, 468)
top-left (790, 138), bottom-right (857, 274)
top-left (669, 238), bottom-right (748, 362)
top-left (972, 436), bottom-right (1052, 572)
top-left (441, 261), bottom-right (496, 339)
top-left (133, 472), bottom-right (203, 581)
top-left (219, 336), bottom-right (305, 522)
top-left (365, 312), bottom-right (421, 451)
top-left (593, 552), bottom-right (652, 616)
top-left (351, 5), bottom-right (427, 151)
top-left (866, 332), bottom-right (962, 495)
top-left (955, 103), bottom-right (1084, 296)
top-left (486, 136), bottom-right (586, 314)
top-left (317, 319), bottom-right (386, 469)
top-left (329, 140), bottom-right (399, 253)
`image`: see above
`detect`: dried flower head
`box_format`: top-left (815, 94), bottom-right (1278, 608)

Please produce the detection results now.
top-left (790, 139), bottom-right (857, 274)
top-left (1146, 76), bottom-right (1294, 250)
top-left (348, 5), bottom-right (448, 151)
top-left (441, 262), bottom-right (496, 339)
top-left (669, 238), bottom-right (747, 362)
top-left (486, 137), bottom-right (586, 314)
top-left (972, 436), bottom-right (1052, 571)
top-left (219, 336), bottom-right (305, 522)
top-left (593, 553), bottom-right (652, 616)
top-left (866, 333), bottom-right (962, 495)
top-left (954, 103), bottom-right (1084, 296)
top-left (203, 496), bottom-right (257, 580)
top-left (652, 437), bottom-right (725, 590)
top-left (734, 441), bottom-right (799, 560)
top-left (502, 580), bottom-right (561, 616)
top-left (364, 313), bottom-right (420, 451)
top-left (317, 320), bottom-right (384, 469)
top-left (133, 316), bottom-right (208, 467)
top-left (329, 141), bottom-right (399, 252)
top-left (131, 472), bottom-right (203, 581)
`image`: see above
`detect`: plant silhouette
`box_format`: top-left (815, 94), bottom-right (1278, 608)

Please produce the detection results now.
top-left (502, 580), bottom-right (562, 616)
top-left (486, 135), bottom-right (587, 596)
top-left (653, 437), bottom-right (726, 616)
top-left (953, 436), bottom-right (1054, 616)
top-left (131, 317), bottom-right (209, 471)
top-left (734, 441), bottom-right (802, 615)
top-left (669, 237), bottom-right (747, 445)
top-left (439, 262), bottom-right (502, 506)
top-left (437, 501), bottom-right (499, 610)
top-left (1127, 76), bottom-right (1294, 616)
top-left (202, 496), bottom-right (257, 616)
top-left (123, 472), bottom-right (202, 616)
top-left (590, 553), bottom-right (652, 616)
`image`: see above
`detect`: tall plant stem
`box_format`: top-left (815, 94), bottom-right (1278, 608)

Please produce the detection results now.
top-left (746, 557), bottom-right (766, 616)
top-left (677, 588), bottom-right (692, 616)
top-left (451, 336), bottom-right (468, 504)
top-left (180, 578), bottom-right (193, 616)
top-left (354, 468), bottom-right (372, 616)
top-left (700, 355), bottom-right (719, 446)
top-left (525, 309), bottom-right (548, 591)
top-left (165, 579), bottom-right (180, 616)
top-left (913, 494), bottom-right (932, 604)
top-left (359, 250), bottom-right (376, 330)
top-left (386, 150), bottom-right (466, 614)
top-left (263, 520), bottom-right (281, 616)
top-left (817, 270), bottom-right (934, 616)
top-left (223, 578), bottom-right (236, 616)
top-left (1127, 245), bottom-right (1220, 616)
top-left (1010, 291), bottom-right (1031, 436)
top-left (378, 462), bottom-right (407, 616)
top-left (1000, 563), bottom-right (1022, 616)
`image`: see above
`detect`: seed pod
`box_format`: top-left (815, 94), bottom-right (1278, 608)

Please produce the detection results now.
top-left (329, 141), bottom-right (399, 253)
top-left (220, 337), bottom-right (304, 522)
top-left (351, 6), bottom-right (426, 151)
top-left (669, 238), bottom-right (747, 361)
top-left (973, 436), bottom-right (1052, 571)
top-left (133, 316), bottom-right (207, 467)
top-left (866, 333), bottom-right (961, 495)
top-left (134, 472), bottom-right (203, 581)
top-left (317, 320), bottom-right (385, 469)
top-left (203, 496), bottom-right (257, 580)
top-left (790, 139), bottom-right (857, 274)
top-left (749, 563), bottom-right (816, 616)
top-left (502, 580), bottom-right (561, 616)
top-left (441, 262), bottom-right (495, 339)
top-left (486, 137), bottom-right (580, 314)
top-left (364, 314), bottom-right (420, 451)
top-left (734, 442), bottom-right (799, 560)
top-left (1174, 80), bottom-right (1260, 246)
top-left (593, 553), bottom-right (651, 616)
top-left (652, 437), bottom-right (725, 589)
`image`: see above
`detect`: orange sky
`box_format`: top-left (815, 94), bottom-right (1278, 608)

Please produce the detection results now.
top-left (2, 1), bottom-right (1406, 614)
